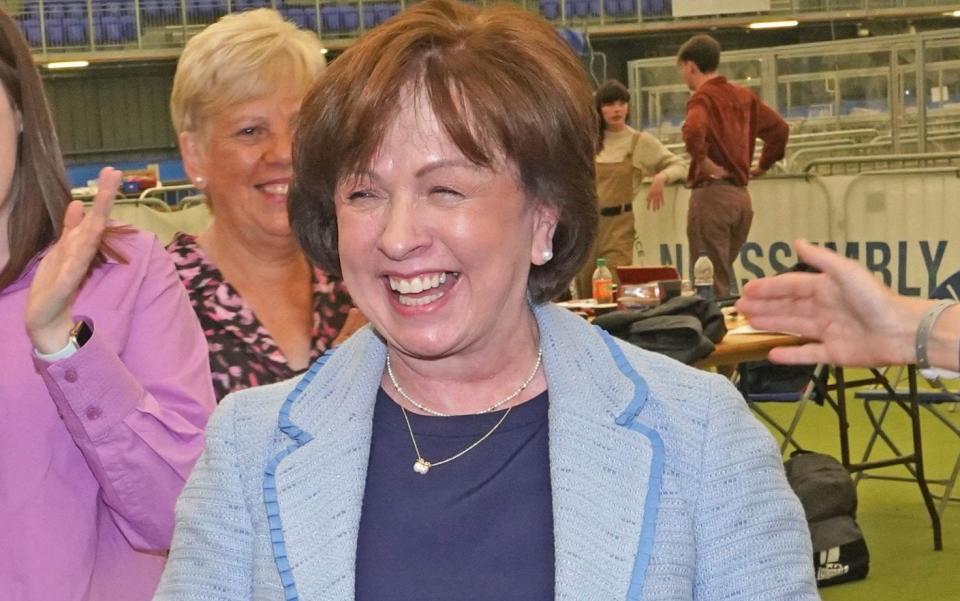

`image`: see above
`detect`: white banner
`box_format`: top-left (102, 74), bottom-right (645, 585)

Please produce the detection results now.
top-left (633, 172), bottom-right (960, 297)
top-left (671, 0), bottom-right (771, 18)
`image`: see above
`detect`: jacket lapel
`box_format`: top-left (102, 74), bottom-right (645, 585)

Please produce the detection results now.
top-left (271, 328), bottom-right (386, 600)
top-left (537, 305), bottom-right (659, 601)
top-left (267, 307), bottom-right (661, 601)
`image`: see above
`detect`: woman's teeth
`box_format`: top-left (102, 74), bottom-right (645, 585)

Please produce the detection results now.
top-left (260, 183), bottom-right (288, 195)
top-left (389, 272), bottom-right (447, 294)
top-left (398, 291), bottom-right (444, 306)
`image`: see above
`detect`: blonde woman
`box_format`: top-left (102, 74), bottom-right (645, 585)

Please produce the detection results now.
top-left (166, 9), bottom-right (357, 400)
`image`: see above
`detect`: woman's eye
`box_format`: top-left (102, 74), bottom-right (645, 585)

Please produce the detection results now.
top-left (237, 126), bottom-right (261, 137)
top-left (345, 190), bottom-right (377, 201)
top-left (430, 186), bottom-right (463, 198)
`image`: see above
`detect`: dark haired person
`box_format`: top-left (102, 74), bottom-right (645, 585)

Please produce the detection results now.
top-left (0, 9), bottom-right (215, 600)
top-left (154, 2), bottom-right (818, 599)
top-left (677, 34), bottom-right (788, 298)
top-left (575, 79), bottom-right (687, 297)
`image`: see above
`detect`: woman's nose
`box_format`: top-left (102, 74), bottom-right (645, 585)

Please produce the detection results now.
top-left (377, 196), bottom-right (431, 261)
top-left (265, 128), bottom-right (292, 164)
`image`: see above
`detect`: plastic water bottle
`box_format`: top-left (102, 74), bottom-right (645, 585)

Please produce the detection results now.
top-left (693, 252), bottom-right (714, 300)
top-left (592, 258), bottom-right (614, 303)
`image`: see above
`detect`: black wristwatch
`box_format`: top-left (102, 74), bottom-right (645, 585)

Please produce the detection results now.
top-left (69, 320), bottom-right (93, 350)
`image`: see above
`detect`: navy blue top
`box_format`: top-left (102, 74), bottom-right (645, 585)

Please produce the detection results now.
top-left (356, 387), bottom-right (554, 601)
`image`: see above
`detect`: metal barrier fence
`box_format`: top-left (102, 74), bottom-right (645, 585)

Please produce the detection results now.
top-left (803, 152), bottom-right (960, 176)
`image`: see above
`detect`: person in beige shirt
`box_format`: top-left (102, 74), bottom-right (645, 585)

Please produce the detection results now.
top-left (575, 79), bottom-right (688, 298)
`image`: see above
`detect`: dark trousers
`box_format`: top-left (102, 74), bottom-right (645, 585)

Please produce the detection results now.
top-left (687, 184), bottom-right (753, 299)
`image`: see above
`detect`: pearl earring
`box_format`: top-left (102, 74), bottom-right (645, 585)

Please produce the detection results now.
top-left (541, 249), bottom-right (553, 263)
top-left (194, 176), bottom-right (205, 188)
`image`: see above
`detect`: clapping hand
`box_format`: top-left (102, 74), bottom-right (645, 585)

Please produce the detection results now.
top-left (26, 167), bottom-right (122, 354)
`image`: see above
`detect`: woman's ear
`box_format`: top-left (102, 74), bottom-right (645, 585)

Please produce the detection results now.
top-left (179, 131), bottom-right (207, 189)
top-left (530, 202), bottom-right (560, 265)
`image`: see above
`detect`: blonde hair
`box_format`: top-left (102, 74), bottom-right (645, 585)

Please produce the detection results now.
top-left (170, 8), bottom-right (325, 135)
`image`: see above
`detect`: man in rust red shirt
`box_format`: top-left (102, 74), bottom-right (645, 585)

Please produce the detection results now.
top-left (677, 34), bottom-right (788, 298)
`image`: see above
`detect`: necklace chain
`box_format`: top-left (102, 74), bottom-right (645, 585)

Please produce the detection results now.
top-left (400, 405), bottom-right (513, 475)
top-left (385, 348), bottom-right (543, 417)
top-left (387, 347), bottom-right (543, 475)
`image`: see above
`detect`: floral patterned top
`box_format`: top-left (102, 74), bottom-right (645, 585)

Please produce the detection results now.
top-left (166, 232), bottom-right (353, 401)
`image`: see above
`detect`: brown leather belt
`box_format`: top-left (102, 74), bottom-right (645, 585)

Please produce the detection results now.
top-left (599, 203), bottom-right (632, 217)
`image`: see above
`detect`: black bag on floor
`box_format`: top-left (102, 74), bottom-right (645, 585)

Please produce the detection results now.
top-left (738, 360), bottom-right (825, 403)
top-left (784, 451), bottom-right (870, 587)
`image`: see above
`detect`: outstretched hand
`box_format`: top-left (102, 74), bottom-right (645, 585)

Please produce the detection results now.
top-left (735, 239), bottom-right (926, 368)
top-left (26, 167), bottom-right (122, 353)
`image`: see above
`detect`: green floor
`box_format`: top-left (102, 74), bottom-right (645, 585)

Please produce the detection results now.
top-left (754, 382), bottom-right (959, 601)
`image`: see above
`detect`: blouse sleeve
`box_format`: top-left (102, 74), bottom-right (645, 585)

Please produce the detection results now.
top-left (692, 375), bottom-right (819, 600)
top-left (34, 236), bottom-right (216, 551)
top-left (632, 132), bottom-right (689, 184)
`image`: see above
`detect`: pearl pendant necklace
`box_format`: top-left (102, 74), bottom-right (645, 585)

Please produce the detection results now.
top-left (388, 347), bottom-right (542, 474)
top-left (400, 405), bottom-right (513, 475)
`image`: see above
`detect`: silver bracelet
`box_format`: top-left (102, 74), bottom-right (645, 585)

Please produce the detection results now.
top-left (915, 299), bottom-right (958, 372)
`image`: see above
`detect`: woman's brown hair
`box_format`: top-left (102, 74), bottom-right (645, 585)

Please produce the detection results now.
top-left (595, 79), bottom-right (630, 152)
top-left (290, 0), bottom-right (598, 303)
top-left (0, 9), bottom-right (123, 290)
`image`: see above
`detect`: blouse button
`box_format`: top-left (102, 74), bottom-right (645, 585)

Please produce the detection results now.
top-left (85, 406), bottom-right (103, 421)
top-left (64, 368), bottom-right (78, 383)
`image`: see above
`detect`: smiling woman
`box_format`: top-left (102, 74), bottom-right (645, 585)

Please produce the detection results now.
top-left (154, 2), bottom-right (820, 600)
top-left (165, 9), bottom-right (357, 400)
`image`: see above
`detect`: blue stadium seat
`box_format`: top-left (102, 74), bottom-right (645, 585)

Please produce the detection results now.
top-left (64, 16), bottom-right (88, 44)
top-left (96, 15), bottom-right (122, 44)
top-left (283, 6), bottom-right (317, 30)
top-left (362, 2), bottom-right (379, 29)
top-left (18, 17), bottom-right (42, 46)
top-left (641, 0), bottom-right (670, 17)
top-left (102, 2), bottom-right (124, 18)
top-left (376, 2), bottom-right (400, 23)
top-left (539, 0), bottom-right (560, 20)
top-left (21, 0), bottom-right (41, 17)
top-left (45, 2), bottom-right (67, 21)
top-left (46, 18), bottom-right (66, 46)
top-left (320, 4), bottom-right (341, 31)
top-left (569, 0), bottom-right (590, 18)
top-left (340, 5), bottom-right (359, 31)
top-left (618, 0), bottom-right (636, 15)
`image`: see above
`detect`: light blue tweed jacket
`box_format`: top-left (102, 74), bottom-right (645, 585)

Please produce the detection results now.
top-left (154, 303), bottom-right (819, 601)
